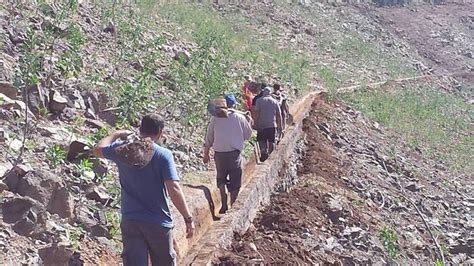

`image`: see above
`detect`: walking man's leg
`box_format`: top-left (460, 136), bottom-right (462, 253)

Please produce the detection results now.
top-left (268, 127), bottom-right (277, 154)
top-left (257, 129), bottom-right (269, 162)
top-left (121, 220), bottom-right (149, 266)
top-left (214, 152), bottom-right (229, 214)
top-left (228, 151), bottom-right (243, 205)
top-left (142, 223), bottom-right (176, 266)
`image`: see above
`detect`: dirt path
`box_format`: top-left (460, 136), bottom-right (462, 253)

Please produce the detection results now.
top-left (216, 95), bottom-right (473, 264)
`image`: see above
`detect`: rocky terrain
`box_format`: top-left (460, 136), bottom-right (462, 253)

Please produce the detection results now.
top-left (0, 0), bottom-right (472, 264)
top-left (217, 93), bottom-right (473, 264)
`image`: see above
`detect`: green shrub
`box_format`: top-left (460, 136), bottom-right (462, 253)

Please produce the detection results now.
top-left (46, 144), bottom-right (66, 168)
top-left (379, 227), bottom-right (399, 260)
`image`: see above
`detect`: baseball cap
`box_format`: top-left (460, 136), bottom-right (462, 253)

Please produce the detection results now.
top-left (263, 86), bottom-right (272, 94)
top-left (224, 94), bottom-right (237, 107)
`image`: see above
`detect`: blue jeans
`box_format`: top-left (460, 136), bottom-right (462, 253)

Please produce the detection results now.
top-left (121, 220), bottom-right (176, 266)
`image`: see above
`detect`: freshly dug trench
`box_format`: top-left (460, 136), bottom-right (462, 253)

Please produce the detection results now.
top-left (215, 96), bottom-right (472, 264)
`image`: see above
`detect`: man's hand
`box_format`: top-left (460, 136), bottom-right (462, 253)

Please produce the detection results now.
top-left (185, 221), bottom-right (195, 238)
top-left (93, 129), bottom-right (133, 158)
top-left (114, 129), bottom-right (133, 139)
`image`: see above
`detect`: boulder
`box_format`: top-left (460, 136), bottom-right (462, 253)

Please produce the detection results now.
top-left (12, 210), bottom-right (38, 236)
top-left (98, 110), bottom-right (117, 126)
top-left (0, 53), bottom-right (15, 80)
top-left (14, 164), bottom-right (32, 176)
top-left (0, 92), bottom-right (15, 108)
top-left (47, 187), bottom-right (74, 219)
top-left (67, 90), bottom-right (86, 109)
top-left (7, 138), bottom-right (23, 152)
top-left (2, 196), bottom-right (41, 224)
top-left (0, 82), bottom-right (17, 99)
top-left (38, 242), bottom-right (74, 266)
top-left (27, 84), bottom-right (49, 115)
top-left (86, 186), bottom-right (112, 205)
top-left (91, 158), bottom-right (108, 177)
top-left (75, 207), bottom-right (96, 230)
top-left (83, 92), bottom-right (101, 113)
top-left (90, 224), bottom-right (111, 239)
top-left (49, 90), bottom-right (68, 113)
top-left (15, 170), bottom-right (63, 205)
top-left (66, 140), bottom-right (91, 162)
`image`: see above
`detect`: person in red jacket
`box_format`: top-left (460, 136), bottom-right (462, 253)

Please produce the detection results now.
top-left (242, 75), bottom-right (254, 111)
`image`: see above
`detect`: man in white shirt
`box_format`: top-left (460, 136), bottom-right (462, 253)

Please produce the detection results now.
top-left (203, 96), bottom-right (253, 214)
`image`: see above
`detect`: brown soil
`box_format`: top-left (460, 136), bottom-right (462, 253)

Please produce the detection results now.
top-left (215, 95), bottom-right (473, 264)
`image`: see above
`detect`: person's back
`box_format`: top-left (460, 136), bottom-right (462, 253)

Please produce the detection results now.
top-left (206, 111), bottom-right (252, 152)
top-left (203, 99), bottom-right (252, 214)
top-left (255, 95), bottom-right (280, 130)
top-left (104, 142), bottom-right (176, 226)
top-left (94, 114), bottom-right (195, 266)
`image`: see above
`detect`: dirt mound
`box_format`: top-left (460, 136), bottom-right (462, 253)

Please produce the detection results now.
top-left (216, 96), bottom-right (473, 264)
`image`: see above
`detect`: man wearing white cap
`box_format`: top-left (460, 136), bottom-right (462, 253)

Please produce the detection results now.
top-left (253, 86), bottom-right (282, 162)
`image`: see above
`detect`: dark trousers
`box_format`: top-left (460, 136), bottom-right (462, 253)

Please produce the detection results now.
top-left (121, 220), bottom-right (176, 266)
top-left (257, 127), bottom-right (276, 158)
top-left (214, 150), bottom-right (243, 192)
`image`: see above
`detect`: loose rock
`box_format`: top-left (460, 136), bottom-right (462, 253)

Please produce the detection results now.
top-left (67, 140), bottom-right (91, 162)
top-left (47, 187), bottom-right (74, 219)
top-left (49, 90), bottom-right (68, 113)
top-left (38, 242), bottom-right (74, 266)
top-left (0, 82), bottom-right (17, 99)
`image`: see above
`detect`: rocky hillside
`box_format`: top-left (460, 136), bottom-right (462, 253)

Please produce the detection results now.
top-left (0, 0), bottom-right (472, 264)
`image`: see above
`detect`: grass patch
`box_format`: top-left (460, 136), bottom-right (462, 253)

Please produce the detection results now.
top-left (343, 86), bottom-right (473, 174)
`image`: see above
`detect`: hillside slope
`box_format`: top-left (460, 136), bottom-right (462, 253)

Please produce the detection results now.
top-left (0, 0), bottom-right (472, 264)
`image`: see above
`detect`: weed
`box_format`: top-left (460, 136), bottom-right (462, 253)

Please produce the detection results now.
top-left (435, 259), bottom-right (444, 266)
top-left (75, 159), bottom-right (94, 181)
top-left (106, 208), bottom-right (121, 239)
top-left (379, 227), bottom-right (399, 260)
top-left (68, 225), bottom-right (85, 251)
top-left (319, 66), bottom-right (338, 99)
top-left (46, 144), bottom-right (66, 167)
top-left (88, 127), bottom-right (110, 145)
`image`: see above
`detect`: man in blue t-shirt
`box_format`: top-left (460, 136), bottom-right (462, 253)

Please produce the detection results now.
top-left (93, 114), bottom-right (194, 266)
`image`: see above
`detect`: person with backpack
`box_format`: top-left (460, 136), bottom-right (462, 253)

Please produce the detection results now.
top-left (253, 86), bottom-right (282, 162)
top-left (203, 97), bottom-right (252, 214)
top-left (93, 114), bottom-right (194, 266)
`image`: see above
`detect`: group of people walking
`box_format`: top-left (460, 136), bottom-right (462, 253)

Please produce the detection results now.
top-left (92, 75), bottom-right (290, 265)
top-left (203, 76), bottom-right (290, 214)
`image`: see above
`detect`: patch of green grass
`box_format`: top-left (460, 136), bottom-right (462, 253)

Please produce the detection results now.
top-left (343, 86), bottom-right (473, 174)
top-left (379, 227), bottom-right (399, 260)
top-left (319, 66), bottom-right (338, 97)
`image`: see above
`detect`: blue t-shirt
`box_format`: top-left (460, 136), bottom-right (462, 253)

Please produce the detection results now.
top-left (102, 141), bottom-right (179, 228)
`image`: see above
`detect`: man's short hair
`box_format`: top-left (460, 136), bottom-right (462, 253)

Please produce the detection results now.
top-left (140, 114), bottom-right (165, 136)
top-left (273, 83), bottom-right (281, 91)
